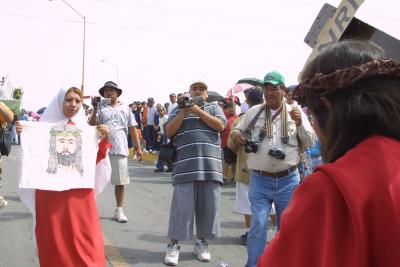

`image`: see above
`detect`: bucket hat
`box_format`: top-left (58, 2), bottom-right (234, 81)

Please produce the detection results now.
top-left (99, 81), bottom-right (122, 97)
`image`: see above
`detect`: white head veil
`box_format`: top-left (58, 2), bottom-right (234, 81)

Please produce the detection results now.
top-left (40, 87), bottom-right (86, 125)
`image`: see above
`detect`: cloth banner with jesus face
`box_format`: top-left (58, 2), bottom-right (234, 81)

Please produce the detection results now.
top-left (18, 121), bottom-right (98, 191)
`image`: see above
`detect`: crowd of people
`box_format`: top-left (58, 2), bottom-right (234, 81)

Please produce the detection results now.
top-left (1, 39), bottom-right (400, 267)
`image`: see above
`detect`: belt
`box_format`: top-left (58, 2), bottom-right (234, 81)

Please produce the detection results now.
top-left (253, 166), bottom-right (298, 178)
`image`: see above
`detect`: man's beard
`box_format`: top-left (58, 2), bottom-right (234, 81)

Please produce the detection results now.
top-left (57, 152), bottom-right (76, 166)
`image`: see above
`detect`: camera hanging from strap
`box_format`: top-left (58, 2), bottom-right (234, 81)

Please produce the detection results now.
top-left (244, 104), bottom-right (266, 141)
top-left (244, 101), bottom-right (289, 145)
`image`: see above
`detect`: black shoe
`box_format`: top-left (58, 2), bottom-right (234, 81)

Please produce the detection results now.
top-left (236, 232), bottom-right (247, 245)
top-left (165, 168), bottom-right (173, 172)
top-left (154, 169), bottom-right (164, 173)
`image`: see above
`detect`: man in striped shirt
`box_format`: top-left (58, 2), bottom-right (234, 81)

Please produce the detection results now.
top-left (163, 81), bottom-right (227, 266)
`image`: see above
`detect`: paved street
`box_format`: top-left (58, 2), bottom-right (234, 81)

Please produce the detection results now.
top-left (0, 147), bottom-right (276, 267)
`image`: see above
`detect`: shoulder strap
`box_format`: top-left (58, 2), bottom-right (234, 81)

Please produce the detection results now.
top-left (247, 104), bottom-right (265, 129)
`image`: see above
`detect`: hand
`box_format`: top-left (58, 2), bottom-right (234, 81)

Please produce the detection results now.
top-left (91, 96), bottom-right (100, 107)
top-left (289, 107), bottom-right (302, 127)
top-left (135, 148), bottom-right (143, 161)
top-left (15, 120), bottom-right (23, 134)
top-left (96, 124), bottom-right (109, 138)
top-left (230, 130), bottom-right (246, 146)
top-left (185, 104), bottom-right (202, 114)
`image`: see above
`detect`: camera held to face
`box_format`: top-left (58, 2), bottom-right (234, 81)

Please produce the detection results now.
top-left (178, 96), bottom-right (205, 109)
top-left (244, 139), bottom-right (259, 153)
top-left (91, 96), bottom-right (101, 106)
top-left (268, 148), bottom-right (286, 160)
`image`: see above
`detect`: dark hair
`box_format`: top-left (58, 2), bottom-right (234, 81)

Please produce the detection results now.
top-left (247, 87), bottom-right (264, 107)
top-left (301, 40), bottom-right (400, 162)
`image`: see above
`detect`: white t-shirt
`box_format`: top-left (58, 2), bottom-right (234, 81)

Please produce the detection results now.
top-left (168, 102), bottom-right (178, 116)
top-left (158, 115), bottom-right (169, 135)
top-left (241, 101), bottom-right (249, 113)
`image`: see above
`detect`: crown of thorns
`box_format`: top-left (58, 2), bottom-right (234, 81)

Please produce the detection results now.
top-left (50, 126), bottom-right (81, 137)
top-left (294, 59), bottom-right (400, 103)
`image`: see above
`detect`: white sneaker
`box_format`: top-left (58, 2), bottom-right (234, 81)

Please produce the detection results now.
top-left (164, 243), bottom-right (180, 266)
top-left (0, 197), bottom-right (7, 209)
top-left (193, 239), bottom-right (211, 262)
top-left (113, 208), bottom-right (128, 223)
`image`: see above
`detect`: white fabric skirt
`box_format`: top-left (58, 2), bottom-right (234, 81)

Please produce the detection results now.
top-left (234, 182), bottom-right (251, 215)
top-left (234, 182), bottom-right (276, 215)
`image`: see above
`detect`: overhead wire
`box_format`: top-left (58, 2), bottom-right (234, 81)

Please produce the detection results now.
top-left (0, 11), bottom-right (305, 49)
top-left (87, 0), bottom-right (305, 29)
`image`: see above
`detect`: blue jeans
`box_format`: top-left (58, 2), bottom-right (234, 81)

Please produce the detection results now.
top-left (144, 125), bottom-right (156, 151)
top-left (156, 134), bottom-right (171, 170)
top-left (245, 170), bottom-right (300, 267)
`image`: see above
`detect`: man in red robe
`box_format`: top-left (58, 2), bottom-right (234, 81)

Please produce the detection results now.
top-left (257, 40), bottom-right (400, 267)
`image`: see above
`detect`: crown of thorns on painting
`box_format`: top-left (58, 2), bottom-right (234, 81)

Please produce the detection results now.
top-left (47, 124), bottom-right (84, 176)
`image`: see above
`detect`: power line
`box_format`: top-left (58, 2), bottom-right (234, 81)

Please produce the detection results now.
top-left (88, 0), bottom-right (305, 30)
top-left (87, 0), bottom-right (400, 30)
top-left (0, 12), bottom-right (88, 25)
top-left (0, 11), bottom-right (305, 49)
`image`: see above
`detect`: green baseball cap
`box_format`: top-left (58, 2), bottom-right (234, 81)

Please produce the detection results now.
top-left (263, 70), bottom-right (285, 85)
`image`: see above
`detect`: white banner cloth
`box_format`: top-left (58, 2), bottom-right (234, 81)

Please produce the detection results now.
top-left (18, 121), bottom-right (98, 191)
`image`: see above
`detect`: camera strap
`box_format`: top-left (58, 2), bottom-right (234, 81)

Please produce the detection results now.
top-left (265, 101), bottom-right (289, 144)
top-left (244, 104), bottom-right (266, 142)
top-left (247, 104), bottom-right (266, 129)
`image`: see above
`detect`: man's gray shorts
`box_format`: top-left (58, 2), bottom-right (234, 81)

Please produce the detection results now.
top-left (167, 180), bottom-right (221, 241)
top-left (110, 155), bottom-right (130, 185)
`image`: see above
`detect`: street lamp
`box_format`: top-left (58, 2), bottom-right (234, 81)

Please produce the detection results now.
top-left (50, 0), bottom-right (86, 95)
top-left (101, 60), bottom-right (119, 84)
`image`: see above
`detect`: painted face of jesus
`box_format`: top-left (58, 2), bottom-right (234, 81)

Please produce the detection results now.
top-left (55, 133), bottom-right (77, 166)
top-left (55, 133), bottom-right (77, 155)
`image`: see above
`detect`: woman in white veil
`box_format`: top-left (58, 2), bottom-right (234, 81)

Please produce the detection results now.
top-left (16, 87), bottom-right (110, 267)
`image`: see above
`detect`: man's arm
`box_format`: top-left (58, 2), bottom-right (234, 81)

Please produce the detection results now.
top-left (165, 109), bottom-right (185, 138)
top-left (230, 129), bottom-right (246, 146)
top-left (230, 111), bottom-right (251, 147)
top-left (129, 126), bottom-right (143, 159)
top-left (188, 105), bottom-right (225, 132)
top-left (0, 102), bottom-right (14, 123)
top-left (88, 105), bottom-right (99, 126)
top-left (296, 109), bottom-right (317, 148)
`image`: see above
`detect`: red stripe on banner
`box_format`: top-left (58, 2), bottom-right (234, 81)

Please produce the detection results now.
top-left (96, 138), bottom-right (112, 164)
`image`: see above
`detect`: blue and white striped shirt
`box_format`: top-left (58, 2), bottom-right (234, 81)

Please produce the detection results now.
top-left (167, 103), bottom-right (227, 185)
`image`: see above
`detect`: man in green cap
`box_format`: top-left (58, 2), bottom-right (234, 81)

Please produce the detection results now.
top-left (230, 70), bottom-right (316, 267)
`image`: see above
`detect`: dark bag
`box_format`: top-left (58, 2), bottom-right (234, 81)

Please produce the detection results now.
top-left (158, 141), bottom-right (176, 163)
top-left (0, 125), bottom-right (12, 156)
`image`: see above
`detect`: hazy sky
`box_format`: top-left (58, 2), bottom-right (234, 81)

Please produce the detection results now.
top-left (1, 0), bottom-right (399, 110)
